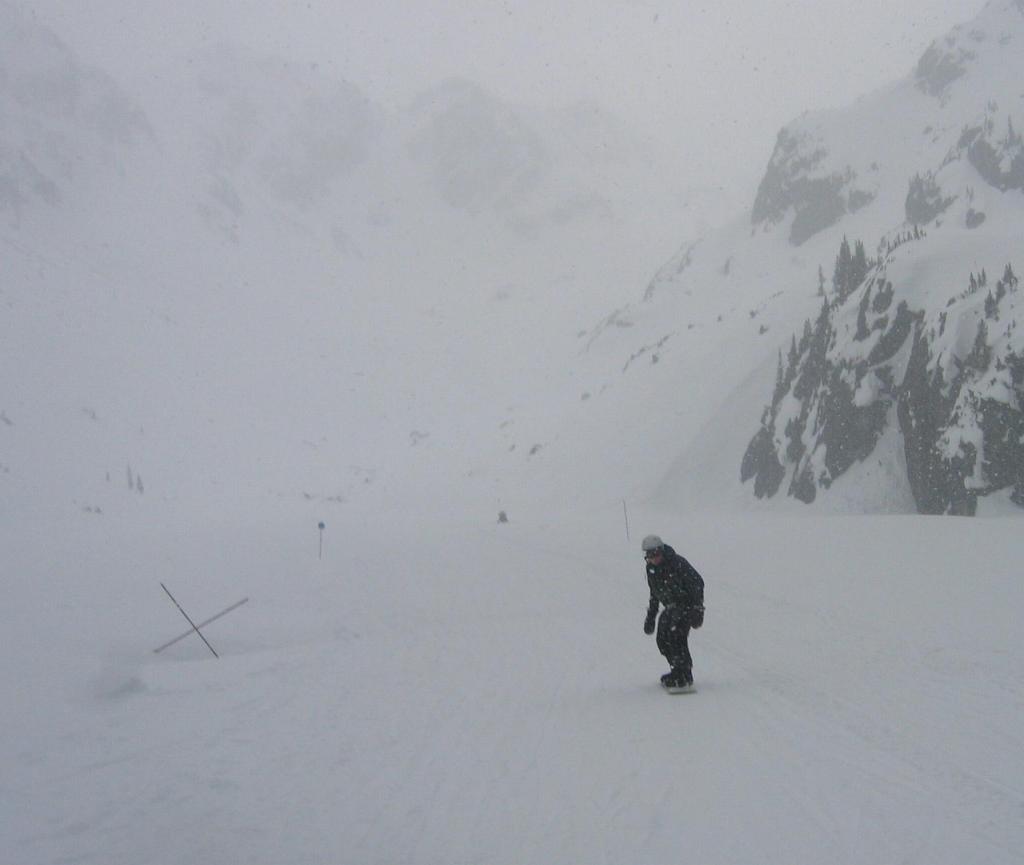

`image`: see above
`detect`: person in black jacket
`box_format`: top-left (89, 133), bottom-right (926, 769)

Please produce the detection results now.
top-left (641, 534), bottom-right (705, 690)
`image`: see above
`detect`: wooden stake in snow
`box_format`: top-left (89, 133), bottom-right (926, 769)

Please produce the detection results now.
top-left (153, 596), bottom-right (249, 654)
top-left (159, 583), bottom-right (221, 658)
top-left (318, 521), bottom-right (326, 559)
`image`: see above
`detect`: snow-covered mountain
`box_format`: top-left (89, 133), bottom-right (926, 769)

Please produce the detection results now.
top-left (558, 0), bottom-right (1024, 515)
top-left (740, 0), bottom-right (1024, 515)
top-left (5, 0), bottom-right (1024, 523)
top-left (0, 5), bottom-right (148, 222)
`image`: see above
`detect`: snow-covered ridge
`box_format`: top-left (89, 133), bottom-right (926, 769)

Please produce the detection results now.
top-left (747, 0), bottom-right (1024, 247)
top-left (731, 1), bottom-right (1024, 514)
top-left (916, 0), bottom-right (1024, 98)
top-left (0, 2), bottom-right (148, 221)
top-left (742, 231), bottom-right (1022, 514)
top-left (580, 0), bottom-right (1024, 514)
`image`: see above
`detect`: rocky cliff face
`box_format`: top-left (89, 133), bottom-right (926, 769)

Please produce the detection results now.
top-left (898, 265), bottom-right (1024, 513)
top-left (742, 238), bottom-right (1022, 513)
top-left (749, 1), bottom-right (1024, 248)
top-left (737, 0), bottom-right (1024, 514)
top-left (751, 128), bottom-right (875, 246)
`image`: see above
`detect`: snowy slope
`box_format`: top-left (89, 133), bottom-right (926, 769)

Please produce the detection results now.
top-left (4, 505), bottom-right (1024, 864)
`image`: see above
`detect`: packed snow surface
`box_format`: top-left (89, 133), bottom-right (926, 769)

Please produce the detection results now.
top-left (4, 504), bottom-right (1023, 865)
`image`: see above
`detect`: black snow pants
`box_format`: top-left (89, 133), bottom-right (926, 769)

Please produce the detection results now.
top-left (656, 605), bottom-right (692, 679)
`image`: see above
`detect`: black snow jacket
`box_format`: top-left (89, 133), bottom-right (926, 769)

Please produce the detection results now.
top-left (645, 545), bottom-right (704, 621)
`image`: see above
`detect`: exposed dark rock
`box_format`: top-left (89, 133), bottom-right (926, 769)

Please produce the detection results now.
top-left (895, 327), bottom-right (968, 514)
top-left (751, 129), bottom-right (871, 245)
top-left (872, 281), bottom-right (894, 314)
top-left (915, 41), bottom-right (974, 97)
top-left (788, 175), bottom-right (850, 245)
top-left (818, 366), bottom-right (889, 482)
top-left (752, 129), bottom-right (824, 227)
top-left (955, 119), bottom-right (1024, 192)
top-left (644, 242), bottom-right (698, 301)
top-left (905, 172), bottom-right (956, 224)
top-left (867, 301), bottom-right (918, 365)
top-left (968, 136), bottom-right (1024, 191)
top-left (739, 244), bottom-right (1024, 515)
top-left (965, 208), bottom-right (987, 228)
top-left (740, 425), bottom-right (785, 498)
top-left (978, 396), bottom-right (1024, 491)
top-left (788, 462), bottom-right (817, 503)
top-left (856, 288), bottom-right (872, 341)
top-left (848, 189), bottom-right (875, 213)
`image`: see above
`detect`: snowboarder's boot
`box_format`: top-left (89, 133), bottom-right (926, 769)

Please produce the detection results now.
top-left (661, 666), bottom-right (694, 693)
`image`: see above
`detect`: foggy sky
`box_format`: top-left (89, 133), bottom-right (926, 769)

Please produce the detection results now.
top-left (26, 0), bottom-right (984, 199)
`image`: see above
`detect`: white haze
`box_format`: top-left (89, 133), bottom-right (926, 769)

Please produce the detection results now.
top-left (29, 0), bottom-right (982, 204)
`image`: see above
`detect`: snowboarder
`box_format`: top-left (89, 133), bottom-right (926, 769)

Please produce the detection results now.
top-left (641, 534), bottom-right (705, 692)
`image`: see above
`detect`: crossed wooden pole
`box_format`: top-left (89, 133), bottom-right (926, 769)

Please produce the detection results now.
top-left (155, 584), bottom-right (249, 657)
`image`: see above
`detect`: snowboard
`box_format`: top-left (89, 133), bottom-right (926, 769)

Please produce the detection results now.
top-left (662, 682), bottom-right (696, 695)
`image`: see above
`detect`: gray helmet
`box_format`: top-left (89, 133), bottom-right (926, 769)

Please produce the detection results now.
top-left (641, 534), bottom-right (664, 552)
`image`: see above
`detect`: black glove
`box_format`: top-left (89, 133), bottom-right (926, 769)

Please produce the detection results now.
top-left (643, 612), bottom-right (656, 635)
top-left (688, 606), bottom-right (705, 629)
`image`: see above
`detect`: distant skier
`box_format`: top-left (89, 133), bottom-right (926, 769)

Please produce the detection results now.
top-left (641, 534), bottom-right (705, 692)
